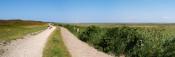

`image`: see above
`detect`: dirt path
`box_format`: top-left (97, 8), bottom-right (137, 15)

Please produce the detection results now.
top-left (60, 27), bottom-right (114, 57)
top-left (1, 26), bottom-right (56, 57)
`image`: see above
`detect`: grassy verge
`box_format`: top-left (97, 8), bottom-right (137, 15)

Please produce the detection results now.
top-left (43, 27), bottom-right (70, 57)
top-left (0, 25), bottom-right (47, 41)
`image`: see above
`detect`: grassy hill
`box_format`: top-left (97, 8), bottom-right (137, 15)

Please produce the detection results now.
top-left (0, 19), bottom-right (46, 26)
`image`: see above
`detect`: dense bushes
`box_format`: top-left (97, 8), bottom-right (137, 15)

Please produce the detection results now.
top-left (79, 26), bottom-right (104, 42)
top-left (104, 27), bottom-right (143, 56)
top-left (162, 38), bottom-right (175, 57)
top-left (60, 24), bottom-right (175, 57)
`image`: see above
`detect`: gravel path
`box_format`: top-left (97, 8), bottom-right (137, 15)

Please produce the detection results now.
top-left (60, 27), bottom-right (114, 57)
top-left (1, 26), bottom-right (56, 57)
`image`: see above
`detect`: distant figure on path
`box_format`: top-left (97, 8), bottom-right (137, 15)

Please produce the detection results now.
top-left (48, 23), bottom-right (52, 29)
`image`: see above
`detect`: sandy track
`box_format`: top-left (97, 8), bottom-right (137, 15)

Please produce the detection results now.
top-left (1, 26), bottom-right (56, 57)
top-left (60, 27), bottom-right (113, 57)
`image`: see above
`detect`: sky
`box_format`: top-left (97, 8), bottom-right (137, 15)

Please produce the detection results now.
top-left (0, 0), bottom-right (175, 23)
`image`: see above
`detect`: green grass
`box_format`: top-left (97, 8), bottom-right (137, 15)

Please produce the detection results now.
top-left (0, 25), bottom-right (47, 41)
top-left (0, 19), bottom-right (48, 42)
top-left (43, 27), bottom-right (70, 57)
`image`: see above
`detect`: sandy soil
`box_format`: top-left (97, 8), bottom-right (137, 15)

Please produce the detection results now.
top-left (60, 27), bottom-right (114, 57)
top-left (0, 26), bottom-right (56, 57)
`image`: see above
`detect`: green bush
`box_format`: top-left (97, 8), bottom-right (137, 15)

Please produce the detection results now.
top-left (79, 26), bottom-right (100, 42)
top-left (162, 38), bottom-right (175, 57)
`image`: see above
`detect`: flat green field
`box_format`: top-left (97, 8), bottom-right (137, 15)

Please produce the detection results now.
top-left (43, 27), bottom-right (70, 57)
top-left (0, 25), bottom-right (47, 41)
top-left (0, 20), bottom-right (47, 41)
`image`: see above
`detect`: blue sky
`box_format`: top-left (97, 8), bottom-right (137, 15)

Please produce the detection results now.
top-left (0, 0), bottom-right (175, 23)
